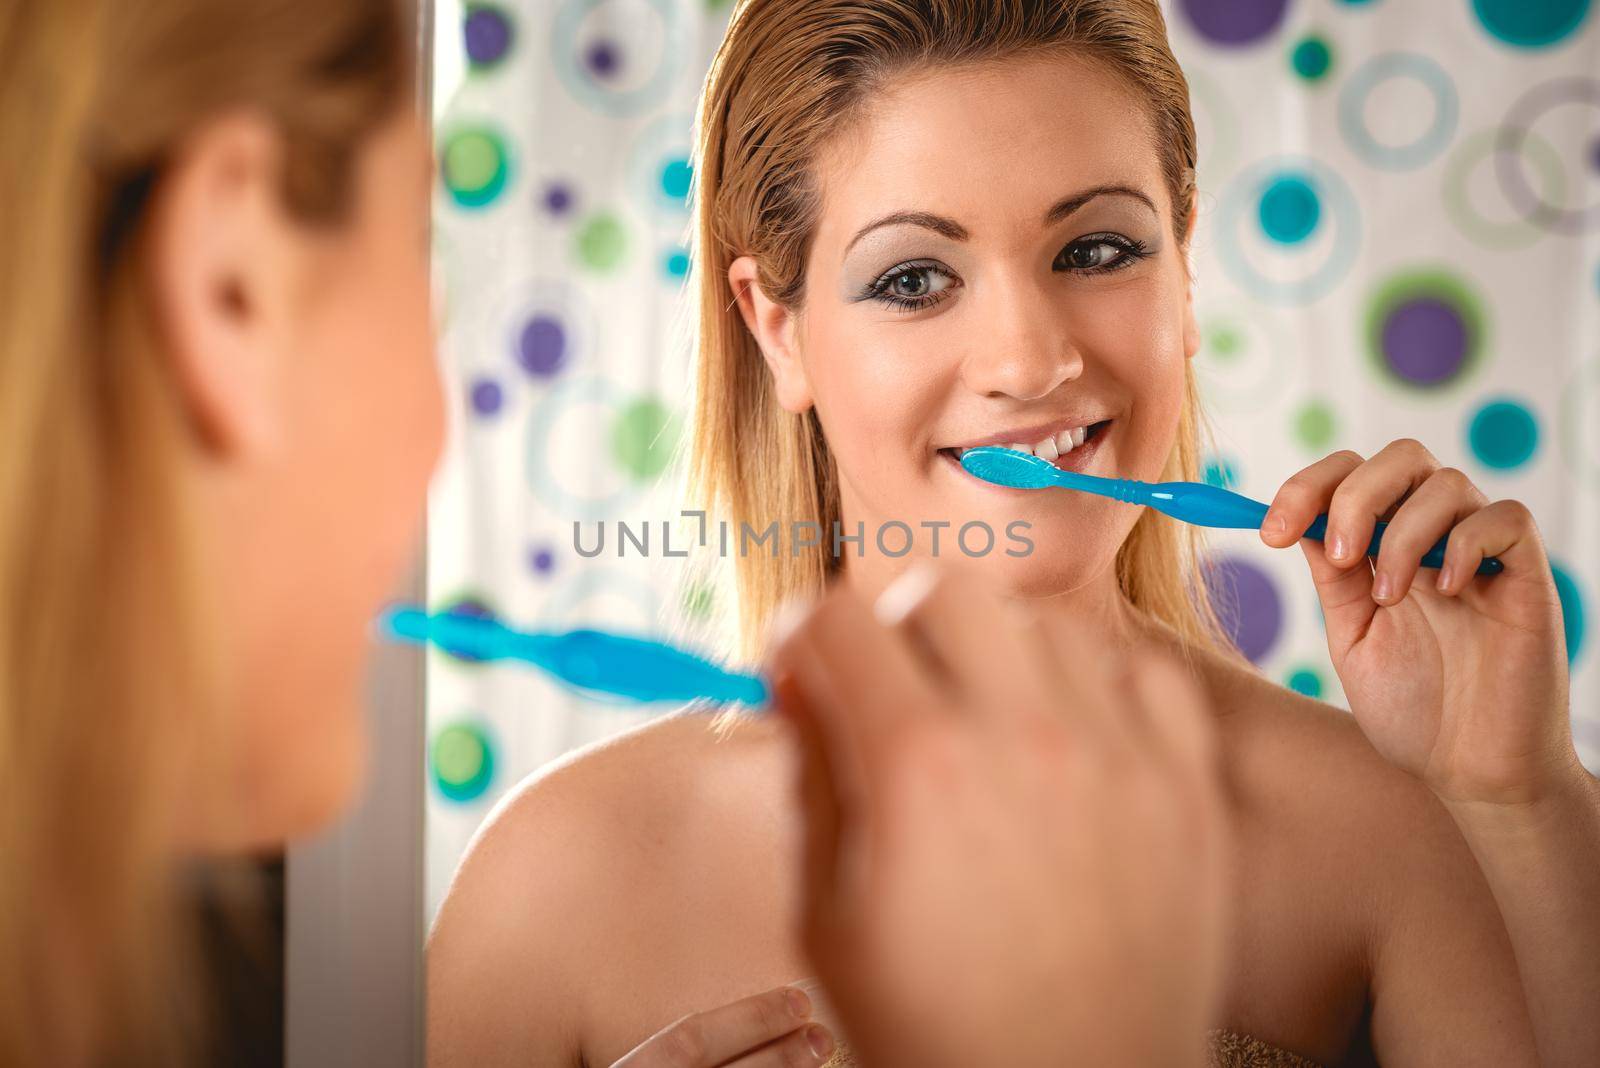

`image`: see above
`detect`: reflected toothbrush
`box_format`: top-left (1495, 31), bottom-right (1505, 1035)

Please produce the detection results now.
top-left (379, 606), bottom-right (770, 706)
top-left (959, 446), bottom-right (1504, 576)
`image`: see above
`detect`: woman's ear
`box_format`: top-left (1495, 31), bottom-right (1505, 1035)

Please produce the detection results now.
top-left (728, 255), bottom-right (813, 412)
top-left (1180, 188), bottom-right (1201, 362)
top-left (147, 111), bottom-right (301, 460)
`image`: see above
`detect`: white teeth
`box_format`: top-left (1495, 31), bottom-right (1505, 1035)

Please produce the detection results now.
top-left (1005, 442), bottom-right (1029, 455)
top-left (950, 425), bottom-right (1097, 459)
top-left (1071, 425), bottom-right (1088, 448)
top-left (1054, 429), bottom-right (1075, 455)
top-left (1034, 436), bottom-right (1058, 461)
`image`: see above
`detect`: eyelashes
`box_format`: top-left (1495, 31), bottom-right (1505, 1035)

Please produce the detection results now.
top-left (859, 233), bottom-right (1153, 315)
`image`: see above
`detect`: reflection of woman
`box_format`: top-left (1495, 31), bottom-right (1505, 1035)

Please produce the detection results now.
top-left (429, 2), bottom-right (1600, 1066)
top-left (0, 2), bottom-right (439, 1063)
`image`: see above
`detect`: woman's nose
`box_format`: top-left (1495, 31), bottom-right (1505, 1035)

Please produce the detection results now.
top-left (958, 279), bottom-right (1083, 401)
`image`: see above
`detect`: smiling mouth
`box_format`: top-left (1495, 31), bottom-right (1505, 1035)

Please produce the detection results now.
top-left (938, 419), bottom-right (1113, 477)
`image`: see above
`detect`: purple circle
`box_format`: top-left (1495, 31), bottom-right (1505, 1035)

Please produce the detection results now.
top-left (530, 546), bottom-right (555, 574)
top-left (585, 40), bottom-right (621, 79)
top-left (543, 182), bottom-right (574, 216)
top-left (464, 6), bottom-right (512, 67)
top-left (438, 596), bottom-right (497, 663)
top-left (469, 377), bottom-right (503, 416)
top-left (1179, 0), bottom-right (1290, 47)
top-left (517, 315), bottom-right (568, 378)
top-left (1382, 297), bottom-right (1468, 386)
top-left (1207, 556), bottom-right (1283, 664)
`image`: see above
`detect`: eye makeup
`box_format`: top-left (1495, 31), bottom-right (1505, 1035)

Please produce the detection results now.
top-left (851, 231), bottom-right (1156, 314)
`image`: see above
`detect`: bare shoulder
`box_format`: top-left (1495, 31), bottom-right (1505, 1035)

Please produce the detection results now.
top-left (1200, 655), bottom-right (1534, 1062)
top-left (426, 709), bottom-right (798, 1067)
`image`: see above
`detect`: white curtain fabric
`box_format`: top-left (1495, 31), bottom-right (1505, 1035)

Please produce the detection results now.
top-left (426, 0), bottom-right (1600, 920)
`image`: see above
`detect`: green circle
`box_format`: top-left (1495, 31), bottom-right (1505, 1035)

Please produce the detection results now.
top-left (1467, 398), bottom-right (1540, 469)
top-left (1291, 36), bottom-right (1333, 81)
top-left (1364, 267), bottom-right (1487, 396)
top-left (575, 212), bottom-right (628, 271)
top-left (1207, 324), bottom-right (1243, 360)
top-left (431, 721), bottom-right (495, 803)
top-left (1285, 667), bottom-right (1325, 698)
top-left (1442, 128), bottom-right (1568, 251)
top-left (1294, 399), bottom-right (1337, 450)
top-left (611, 397), bottom-right (679, 480)
top-left (681, 580), bottom-right (716, 620)
top-left (440, 127), bottom-right (510, 209)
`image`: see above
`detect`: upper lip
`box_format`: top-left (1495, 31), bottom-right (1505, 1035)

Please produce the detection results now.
top-left (939, 416), bottom-right (1111, 452)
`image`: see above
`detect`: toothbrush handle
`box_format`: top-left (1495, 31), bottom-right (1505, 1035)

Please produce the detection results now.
top-left (1299, 515), bottom-right (1504, 576)
top-left (1142, 481), bottom-right (1503, 576)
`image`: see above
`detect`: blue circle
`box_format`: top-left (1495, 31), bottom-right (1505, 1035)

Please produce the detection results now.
top-left (663, 247), bottom-right (690, 279)
top-left (464, 4), bottom-right (513, 69)
top-left (552, 0), bottom-right (683, 118)
top-left (1217, 155), bottom-right (1362, 305)
top-left (1467, 398), bottom-right (1540, 469)
top-left (660, 158), bottom-right (692, 202)
top-left (1203, 455), bottom-right (1240, 489)
top-left (1338, 53), bottom-right (1459, 171)
top-left (1552, 563), bottom-right (1587, 664)
top-left (1473, 0), bottom-right (1590, 48)
top-left (1258, 174), bottom-right (1322, 244)
top-left (1286, 668), bottom-right (1324, 697)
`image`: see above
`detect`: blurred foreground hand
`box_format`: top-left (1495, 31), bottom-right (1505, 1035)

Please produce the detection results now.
top-left (769, 565), bottom-right (1231, 1068)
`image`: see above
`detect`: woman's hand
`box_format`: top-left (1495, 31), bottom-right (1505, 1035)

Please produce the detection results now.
top-left (609, 984), bottom-right (836, 1068)
top-left (1260, 439), bottom-right (1579, 804)
top-left (768, 565), bottom-right (1229, 1068)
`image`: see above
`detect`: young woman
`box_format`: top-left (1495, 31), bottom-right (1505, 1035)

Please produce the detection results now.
top-left (0, 0), bottom-right (440, 1061)
top-left (427, 2), bottom-right (1600, 1066)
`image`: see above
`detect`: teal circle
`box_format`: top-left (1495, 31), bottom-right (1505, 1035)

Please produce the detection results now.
top-left (1291, 37), bottom-right (1332, 81)
top-left (1338, 53), bottom-right (1459, 171)
top-left (1472, 0), bottom-right (1590, 49)
top-left (664, 247), bottom-right (690, 279)
top-left (1203, 455), bottom-right (1240, 489)
top-left (659, 158), bottom-right (692, 201)
top-left (1552, 563), bottom-right (1587, 664)
top-left (1258, 174), bottom-right (1322, 244)
top-left (431, 721), bottom-right (496, 803)
top-left (1467, 398), bottom-right (1540, 469)
top-left (439, 126), bottom-right (510, 209)
top-left (1286, 667), bottom-right (1325, 698)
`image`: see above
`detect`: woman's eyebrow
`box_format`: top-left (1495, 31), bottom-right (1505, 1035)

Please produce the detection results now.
top-left (844, 185), bottom-right (1158, 257)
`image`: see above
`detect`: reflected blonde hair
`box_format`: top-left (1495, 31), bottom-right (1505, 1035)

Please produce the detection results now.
top-left (689, 0), bottom-right (1232, 662)
top-left (0, 1), bottom-right (408, 1062)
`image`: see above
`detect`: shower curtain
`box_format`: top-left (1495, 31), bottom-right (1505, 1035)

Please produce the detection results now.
top-left (425, 0), bottom-right (1599, 919)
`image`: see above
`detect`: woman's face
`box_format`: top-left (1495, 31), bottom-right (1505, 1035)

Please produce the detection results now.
top-left (757, 53), bottom-right (1198, 601)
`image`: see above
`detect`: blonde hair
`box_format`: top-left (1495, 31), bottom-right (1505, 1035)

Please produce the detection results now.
top-left (0, 1), bottom-right (408, 1062)
top-left (689, 0), bottom-right (1232, 662)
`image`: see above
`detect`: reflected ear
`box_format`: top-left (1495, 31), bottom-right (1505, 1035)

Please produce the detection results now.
top-left (728, 255), bottom-right (812, 412)
top-left (147, 112), bottom-right (300, 459)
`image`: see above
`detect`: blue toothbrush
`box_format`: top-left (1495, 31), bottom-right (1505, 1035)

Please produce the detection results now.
top-left (379, 606), bottom-right (770, 706)
top-left (960, 447), bottom-right (1503, 577)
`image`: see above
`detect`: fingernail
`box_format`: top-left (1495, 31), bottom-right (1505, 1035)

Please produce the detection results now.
top-left (1436, 565), bottom-right (1455, 592)
top-left (1328, 532), bottom-right (1349, 560)
top-left (786, 986), bottom-right (812, 1019)
top-left (1372, 572), bottom-right (1393, 602)
top-left (806, 1024), bottom-right (835, 1060)
top-left (1263, 511), bottom-right (1288, 540)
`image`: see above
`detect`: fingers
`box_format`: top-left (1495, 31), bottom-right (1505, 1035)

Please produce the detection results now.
top-left (721, 1024), bottom-right (837, 1068)
top-left (1369, 466), bottom-right (1484, 604)
top-left (876, 564), bottom-right (1039, 717)
top-left (1436, 498), bottom-right (1550, 596)
top-left (1261, 449), bottom-right (1365, 550)
top-left (614, 986), bottom-right (824, 1068)
top-left (772, 673), bottom-right (847, 954)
